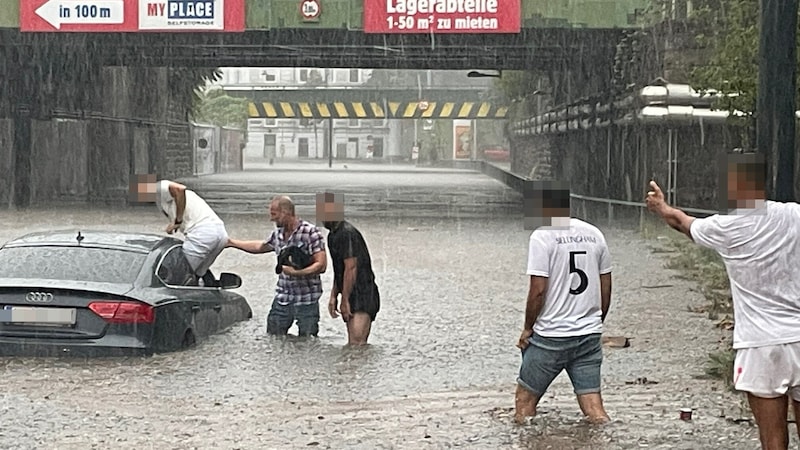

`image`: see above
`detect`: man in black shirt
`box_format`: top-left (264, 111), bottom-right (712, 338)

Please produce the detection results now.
top-left (317, 192), bottom-right (380, 345)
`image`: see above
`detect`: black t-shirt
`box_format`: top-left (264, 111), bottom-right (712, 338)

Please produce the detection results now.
top-left (327, 221), bottom-right (377, 299)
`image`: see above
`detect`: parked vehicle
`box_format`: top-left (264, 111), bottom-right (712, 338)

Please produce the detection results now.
top-left (481, 145), bottom-right (510, 162)
top-left (0, 230), bottom-right (252, 357)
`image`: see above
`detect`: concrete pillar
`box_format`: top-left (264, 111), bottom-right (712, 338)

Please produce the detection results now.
top-left (0, 118), bottom-right (14, 208)
top-left (87, 67), bottom-right (133, 203)
top-left (12, 108), bottom-right (32, 208)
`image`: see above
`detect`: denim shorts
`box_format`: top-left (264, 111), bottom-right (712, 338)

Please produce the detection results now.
top-left (517, 332), bottom-right (603, 396)
top-left (266, 300), bottom-right (320, 337)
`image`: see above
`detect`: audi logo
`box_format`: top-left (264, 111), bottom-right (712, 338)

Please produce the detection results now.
top-left (25, 292), bottom-right (54, 303)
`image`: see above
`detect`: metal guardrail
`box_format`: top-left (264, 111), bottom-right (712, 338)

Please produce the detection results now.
top-left (570, 193), bottom-right (719, 216)
top-left (473, 161), bottom-right (721, 218)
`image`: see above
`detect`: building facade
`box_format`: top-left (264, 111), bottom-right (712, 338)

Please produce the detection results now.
top-left (216, 67), bottom-right (398, 161)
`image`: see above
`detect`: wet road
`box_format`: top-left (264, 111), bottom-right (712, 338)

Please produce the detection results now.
top-left (0, 206), bottom-right (773, 449)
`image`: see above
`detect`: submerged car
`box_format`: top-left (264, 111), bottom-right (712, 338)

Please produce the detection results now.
top-left (0, 230), bottom-right (252, 357)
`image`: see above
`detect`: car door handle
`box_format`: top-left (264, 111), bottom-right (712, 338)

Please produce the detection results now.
top-left (213, 305), bottom-right (222, 312)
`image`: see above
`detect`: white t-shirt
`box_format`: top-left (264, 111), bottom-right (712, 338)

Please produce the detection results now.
top-left (690, 200), bottom-right (800, 349)
top-left (157, 180), bottom-right (223, 234)
top-left (527, 218), bottom-right (612, 337)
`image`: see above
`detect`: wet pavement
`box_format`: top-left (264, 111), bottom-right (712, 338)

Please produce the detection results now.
top-left (183, 160), bottom-right (521, 218)
top-left (0, 201), bottom-right (780, 449)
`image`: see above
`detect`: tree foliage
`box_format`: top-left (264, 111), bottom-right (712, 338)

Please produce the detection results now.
top-left (687, 0), bottom-right (761, 115)
top-left (190, 88), bottom-right (249, 131)
top-left (364, 69), bottom-right (421, 88)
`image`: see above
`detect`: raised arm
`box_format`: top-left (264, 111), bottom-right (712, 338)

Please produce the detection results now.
top-left (646, 180), bottom-right (696, 239)
top-left (227, 238), bottom-right (274, 254)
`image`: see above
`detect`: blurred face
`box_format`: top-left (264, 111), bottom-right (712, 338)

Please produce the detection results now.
top-left (523, 181), bottom-right (570, 230)
top-left (128, 174), bottom-right (157, 203)
top-left (726, 163), bottom-right (766, 210)
top-left (316, 192), bottom-right (344, 229)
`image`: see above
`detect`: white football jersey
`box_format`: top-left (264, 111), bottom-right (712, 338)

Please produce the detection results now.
top-left (526, 218), bottom-right (612, 337)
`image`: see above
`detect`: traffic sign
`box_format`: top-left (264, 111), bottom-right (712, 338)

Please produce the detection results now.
top-left (34, 0), bottom-right (124, 29)
top-left (20, 0), bottom-right (245, 32)
top-left (300, 0), bottom-right (320, 21)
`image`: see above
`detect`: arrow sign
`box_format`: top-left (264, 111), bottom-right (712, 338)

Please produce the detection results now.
top-left (35, 0), bottom-right (124, 29)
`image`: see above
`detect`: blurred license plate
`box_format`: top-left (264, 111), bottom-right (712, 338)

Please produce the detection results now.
top-left (1, 306), bottom-right (76, 325)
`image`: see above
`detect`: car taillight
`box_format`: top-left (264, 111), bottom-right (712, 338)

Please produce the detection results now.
top-left (88, 301), bottom-right (154, 324)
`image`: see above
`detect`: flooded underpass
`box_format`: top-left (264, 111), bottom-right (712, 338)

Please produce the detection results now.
top-left (0, 205), bottom-right (774, 449)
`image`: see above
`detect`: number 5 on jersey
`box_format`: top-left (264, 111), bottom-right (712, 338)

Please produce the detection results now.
top-left (569, 251), bottom-right (589, 295)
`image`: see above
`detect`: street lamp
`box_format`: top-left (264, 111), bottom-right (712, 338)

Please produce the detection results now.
top-left (467, 70), bottom-right (502, 78)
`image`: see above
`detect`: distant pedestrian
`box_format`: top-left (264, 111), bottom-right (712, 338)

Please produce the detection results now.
top-left (515, 181), bottom-right (613, 425)
top-left (227, 195), bottom-right (327, 337)
top-left (317, 192), bottom-right (380, 345)
top-left (646, 152), bottom-right (800, 450)
top-left (130, 175), bottom-right (229, 287)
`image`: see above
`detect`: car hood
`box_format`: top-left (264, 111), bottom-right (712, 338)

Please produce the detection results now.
top-left (0, 278), bottom-right (135, 297)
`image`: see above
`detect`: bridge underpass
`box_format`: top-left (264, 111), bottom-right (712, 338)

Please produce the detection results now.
top-left (0, 1), bottom-right (648, 209)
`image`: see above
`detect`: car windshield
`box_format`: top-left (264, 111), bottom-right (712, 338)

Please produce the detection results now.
top-left (0, 246), bottom-right (147, 284)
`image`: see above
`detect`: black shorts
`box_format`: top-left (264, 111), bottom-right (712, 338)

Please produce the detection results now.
top-left (350, 286), bottom-right (380, 322)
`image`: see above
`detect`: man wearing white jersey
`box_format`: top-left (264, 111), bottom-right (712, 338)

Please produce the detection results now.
top-left (515, 182), bottom-right (613, 425)
top-left (152, 178), bottom-right (229, 287)
top-left (647, 152), bottom-right (800, 450)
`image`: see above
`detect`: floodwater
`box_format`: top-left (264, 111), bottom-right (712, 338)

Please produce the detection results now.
top-left (0, 206), bottom-right (776, 449)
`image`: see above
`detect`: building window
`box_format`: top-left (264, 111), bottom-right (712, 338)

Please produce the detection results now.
top-left (299, 69), bottom-right (308, 82)
top-left (262, 70), bottom-right (276, 82)
top-left (334, 70), bottom-right (348, 83)
top-left (348, 119), bottom-right (359, 127)
top-left (349, 69), bottom-right (359, 83)
top-left (280, 69), bottom-right (293, 82)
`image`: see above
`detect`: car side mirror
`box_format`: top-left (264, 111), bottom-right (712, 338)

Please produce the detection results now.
top-left (219, 273), bottom-right (242, 289)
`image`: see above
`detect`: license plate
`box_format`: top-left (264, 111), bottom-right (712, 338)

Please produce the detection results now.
top-left (0, 306), bottom-right (77, 325)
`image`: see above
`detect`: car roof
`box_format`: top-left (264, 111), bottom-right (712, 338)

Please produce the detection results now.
top-left (2, 230), bottom-right (176, 254)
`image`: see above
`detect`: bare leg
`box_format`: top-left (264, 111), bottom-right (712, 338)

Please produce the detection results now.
top-left (748, 393), bottom-right (789, 450)
top-left (346, 312), bottom-right (372, 345)
top-left (791, 398), bottom-right (800, 441)
top-left (576, 392), bottom-right (610, 424)
top-left (514, 384), bottom-right (540, 424)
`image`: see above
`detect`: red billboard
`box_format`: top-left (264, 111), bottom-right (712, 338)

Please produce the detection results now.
top-left (363, 0), bottom-right (520, 34)
top-left (20, 0), bottom-right (245, 32)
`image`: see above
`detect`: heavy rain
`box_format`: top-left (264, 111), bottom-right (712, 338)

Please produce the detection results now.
top-left (1, 0), bottom-right (800, 449)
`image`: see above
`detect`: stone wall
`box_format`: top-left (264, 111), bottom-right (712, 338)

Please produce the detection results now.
top-left (512, 122), bottom-right (743, 218)
top-left (511, 135), bottom-right (553, 181)
top-left (0, 119), bottom-right (13, 208)
top-left (1, 66), bottom-right (198, 209)
top-left (30, 119), bottom-right (89, 204)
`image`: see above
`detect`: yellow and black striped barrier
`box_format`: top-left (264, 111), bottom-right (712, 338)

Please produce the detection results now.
top-left (247, 101), bottom-right (508, 119)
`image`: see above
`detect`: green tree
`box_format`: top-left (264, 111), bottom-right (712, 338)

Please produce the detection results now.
top-left (191, 88), bottom-right (250, 131)
top-left (688, 0), bottom-right (761, 115)
top-left (490, 70), bottom-right (543, 122)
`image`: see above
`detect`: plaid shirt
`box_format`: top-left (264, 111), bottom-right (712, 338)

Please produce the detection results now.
top-left (266, 220), bottom-right (325, 306)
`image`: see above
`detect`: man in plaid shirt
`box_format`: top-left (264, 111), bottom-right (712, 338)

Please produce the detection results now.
top-left (228, 195), bottom-right (327, 336)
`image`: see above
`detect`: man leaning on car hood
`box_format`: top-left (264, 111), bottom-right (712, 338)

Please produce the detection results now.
top-left (130, 174), bottom-right (229, 287)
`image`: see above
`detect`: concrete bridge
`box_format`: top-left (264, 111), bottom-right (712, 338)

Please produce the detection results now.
top-left (0, 0), bottom-right (647, 70)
